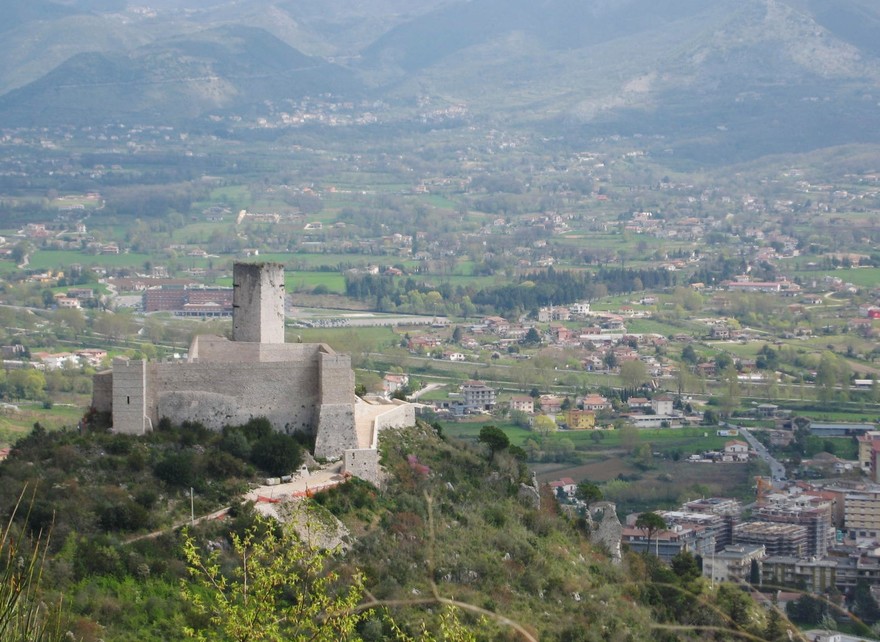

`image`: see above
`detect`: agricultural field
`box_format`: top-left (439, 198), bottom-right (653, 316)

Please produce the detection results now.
top-left (27, 250), bottom-right (154, 271)
top-left (442, 420), bottom-right (734, 456)
top-left (0, 402), bottom-right (85, 449)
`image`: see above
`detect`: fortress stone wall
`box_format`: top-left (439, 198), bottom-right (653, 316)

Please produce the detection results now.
top-left (93, 263), bottom-right (364, 459)
top-left (93, 262), bottom-right (415, 481)
top-left (371, 402), bottom-right (416, 441)
top-left (91, 371), bottom-right (113, 413)
top-left (152, 360), bottom-right (320, 433)
top-left (341, 400), bottom-right (416, 485)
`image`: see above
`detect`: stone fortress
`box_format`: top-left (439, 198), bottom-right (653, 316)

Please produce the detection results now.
top-left (92, 262), bottom-right (413, 483)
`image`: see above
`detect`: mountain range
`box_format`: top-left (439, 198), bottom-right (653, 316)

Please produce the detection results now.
top-left (2, 0), bottom-right (880, 163)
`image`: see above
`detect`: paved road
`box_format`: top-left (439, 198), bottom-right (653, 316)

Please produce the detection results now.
top-left (408, 382), bottom-right (444, 400)
top-left (727, 423), bottom-right (786, 483)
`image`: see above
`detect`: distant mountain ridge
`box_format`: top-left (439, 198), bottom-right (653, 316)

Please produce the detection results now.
top-left (0, 0), bottom-right (80, 33)
top-left (1, 0), bottom-right (880, 163)
top-left (0, 24), bottom-right (361, 126)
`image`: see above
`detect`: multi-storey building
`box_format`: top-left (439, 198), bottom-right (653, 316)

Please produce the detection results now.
top-left (762, 556), bottom-right (839, 593)
top-left (622, 523), bottom-right (715, 563)
top-left (461, 381), bottom-right (496, 412)
top-left (682, 497), bottom-right (743, 550)
top-left (733, 522), bottom-right (808, 558)
top-left (509, 395), bottom-right (534, 414)
top-left (703, 544), bottom-right (765, 584)
top-left (755, 492), bottom-right (834, 557)
top-left (844, 488), bottom-right (880, 539)
top-left (857, 431), bottom-right (880, 474)
top-left (660, 511), bottom-right (727, 553)
top-left (143, 285), bottom-right (234, 315)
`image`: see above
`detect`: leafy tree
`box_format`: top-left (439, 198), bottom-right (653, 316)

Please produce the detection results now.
top-left (718, 365), bottom-right (740, 417)
top-left (635, 512), bottom-right (666, 556)
top-left (763, 608), bottom-right (785, 642)
top-left (10, 241), bottom-right (31, 265)
top-left (154, 450), bottom-right (197, 488)
top-left (509, 409), bottom-right (530, 429)
top-left (749, 558), bottom-right (760, 585)
top-left (620, 360), bottom-right (650, 389)
top-left (522, 327), bottom-right (542, 346)
top-left (507, 445), bottom-right (528, 462)
top-left (53, 307), bottom-right (87, 339)
top-left (532, 415), bottom-right (557, 443)
top-left (619, 423), bottom-right (640, 453)
top-left (575, 482), bottom-right (602, 509)
top-left (7, 369), bottom-right (46, 400)
top-left (853, 578), bottom-right (880, 624)
top-left (756, 344), bottom-right (779, 370)
top-left (785, 593), bottom-right (825, 625)
top-left (714, 352), bottom-right (732, 372)
top-left (680, 344), bottom-right (698, 365)
top-left (603, 351), bottom-right (618, 370)
top-left (181, 516), bottom-right (368, 641)
top-left (670, 550), bottom-right (701, 584)
top-left (716, 584), bottom-right (751, 626)
top-left (477, 425), bottom-right (509, 459)
top-left (816, 351), bottom-right (848, 404)
top-left (241, 417), bottom-right (273, 443)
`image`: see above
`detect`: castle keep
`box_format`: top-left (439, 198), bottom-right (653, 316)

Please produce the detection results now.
top-left (92, 262), bottom-right (368, 461)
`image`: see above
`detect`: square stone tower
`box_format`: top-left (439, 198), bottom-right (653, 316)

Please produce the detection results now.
top-left (232, 262), bottom-right (285, 344)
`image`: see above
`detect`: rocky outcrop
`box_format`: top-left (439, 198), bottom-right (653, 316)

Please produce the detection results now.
top-left (588, 501), bottom-right (623, 564)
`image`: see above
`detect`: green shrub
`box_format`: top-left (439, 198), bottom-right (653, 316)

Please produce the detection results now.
top-left (153, 451), bottom-right (196, 487)
top-left (250, 433), bottom-right (302, 477)
top-left (219, 429), bottom-right (251, 459)
top-left (240, 417), bottom-right (272, 443)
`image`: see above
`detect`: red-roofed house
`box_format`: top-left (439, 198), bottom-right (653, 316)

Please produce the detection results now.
top-left (549, 477), bottom-right (577, 497)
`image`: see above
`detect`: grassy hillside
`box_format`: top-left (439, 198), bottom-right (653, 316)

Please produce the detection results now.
top-left (0, 418), bottom-right (794, 640)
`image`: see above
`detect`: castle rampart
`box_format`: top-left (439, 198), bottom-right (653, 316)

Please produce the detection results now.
top-left (93, 261), bottom-right (411, 482)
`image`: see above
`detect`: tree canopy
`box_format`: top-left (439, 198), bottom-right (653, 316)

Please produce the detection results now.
top-left (477, 425), bottom-right (510, 459)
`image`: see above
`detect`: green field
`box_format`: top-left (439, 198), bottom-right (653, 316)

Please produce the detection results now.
top-left (441, 420), bottom-right (731, 454)
top-left (286, 272), bottom-right (346, 293)
top-left (0, 260), bottom-right (18, 275)
top-left (624, 318), bottom-right (691, 336)
top-left (0, 402), bottom-right (85, 449)
top-left (291, 325), bottom-right (398, 351)
top-left (804, 436), bottom-right (858, 459)
top-left (802, 267), bottom-right (880, 288)
top-left (28, 250), bottom-right (153, 270)
top-left (170, 221), bottom-right (233, 243)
